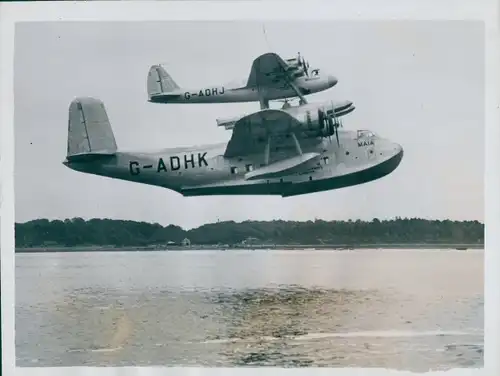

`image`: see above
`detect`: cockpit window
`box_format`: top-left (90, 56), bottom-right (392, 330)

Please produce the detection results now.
top-left (357, 130), bottom-right (375, 139)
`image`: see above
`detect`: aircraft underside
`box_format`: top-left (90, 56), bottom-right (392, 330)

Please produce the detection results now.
top-left (180, 150), bottom-right (403, 197)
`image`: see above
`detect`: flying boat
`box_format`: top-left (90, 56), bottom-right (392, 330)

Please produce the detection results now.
top-left (63, 97), bottom-right (404, 197)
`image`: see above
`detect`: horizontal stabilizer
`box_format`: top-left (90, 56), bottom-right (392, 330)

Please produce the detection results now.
top-left (245, 152), bottom-right (319, 181)
top-left (148, 92), bottom-right (183, 103)
top-left (65, 151), bottom-right (116, 163)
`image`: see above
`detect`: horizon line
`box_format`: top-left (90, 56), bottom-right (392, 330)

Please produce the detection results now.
top-left (15, 216), bottom-right (486, 226)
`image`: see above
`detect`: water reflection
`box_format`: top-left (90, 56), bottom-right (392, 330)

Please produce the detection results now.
top-left (207, 286), bottom-right (378, 366)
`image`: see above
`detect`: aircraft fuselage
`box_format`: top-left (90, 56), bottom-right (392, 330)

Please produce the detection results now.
top-left (63, 130), bottom-right (403, 197)
top-left (148, 74), bottom-right (335, 105)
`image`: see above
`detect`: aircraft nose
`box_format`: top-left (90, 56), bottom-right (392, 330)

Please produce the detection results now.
top-left (393, 143), bottom-right (404, 160)
top-left (395, 143), bottom-right (403, 154)
top-left (379, 139), bottom-right (403, 159)
top-left (327, 75), bottom-right (338, 87)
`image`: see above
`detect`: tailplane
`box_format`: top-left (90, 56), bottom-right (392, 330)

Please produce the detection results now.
top-left (147, 65), bottom-right (182, 101)
top-left (66, 97), bottom-right (117, 162)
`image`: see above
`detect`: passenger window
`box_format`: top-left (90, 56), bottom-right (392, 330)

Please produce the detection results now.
top-left (323, 156), bottom-right (329, 165)
top-left (245, 164), bottom-right (253, 172)
top-left (230, 166), bottom-right (238, 174)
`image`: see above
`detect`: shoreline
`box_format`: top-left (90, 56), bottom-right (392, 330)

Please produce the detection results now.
top-left (15, 243), bottom-right (484, 253)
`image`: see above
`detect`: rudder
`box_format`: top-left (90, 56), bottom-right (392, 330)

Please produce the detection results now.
top-left (147, 65), bottom-right (180, 99)
top-left (67, 97), bottom-right (118, 158)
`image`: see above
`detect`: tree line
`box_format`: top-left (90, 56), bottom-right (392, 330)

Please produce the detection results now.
top-left (15, 217), bottom-right (484, 248)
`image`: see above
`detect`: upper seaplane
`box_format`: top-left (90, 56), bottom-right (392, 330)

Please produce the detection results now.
top-left (147, 52), bottom-right (338, 109)
top-left (63, 97), bottom-right (403, 197)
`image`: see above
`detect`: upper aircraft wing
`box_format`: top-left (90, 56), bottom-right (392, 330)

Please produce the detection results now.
top-left (245, 52), bottom-right (303, 90)
top-left (224, 109), bottom-right (321, 180)
top-left (223, 108), bottom-right (319, 158)
top-left (224, 109), bottom-right (296, 158)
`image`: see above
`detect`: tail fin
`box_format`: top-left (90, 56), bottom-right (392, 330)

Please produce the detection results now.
top-left (147, 65), bottom-right (181, 100)
top-left (66, 97), bottom-right (117, 161)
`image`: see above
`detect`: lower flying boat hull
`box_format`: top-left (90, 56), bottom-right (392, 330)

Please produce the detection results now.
top-left (180, 148), bottom-right (403, 197)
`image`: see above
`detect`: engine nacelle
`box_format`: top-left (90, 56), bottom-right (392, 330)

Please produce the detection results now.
top-left (286, 57), bottom-right (300, 68)
top-left (217, 101), bottom-right (355, 139)
top-left (290, 101), bottom-right (356, 138)
top-left (290, 66), bottom-right (305, 78)
top-left (291, 109), bottom-right (335, 138)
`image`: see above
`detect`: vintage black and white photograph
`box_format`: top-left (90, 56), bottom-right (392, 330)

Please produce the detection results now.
top-left (14, 20), bottom-right (484, 371)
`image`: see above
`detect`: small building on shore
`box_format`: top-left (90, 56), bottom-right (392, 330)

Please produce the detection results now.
top-left (182, 238), bottom-right (191, 246)
top-left (242, 237), bottom-right (260, 246)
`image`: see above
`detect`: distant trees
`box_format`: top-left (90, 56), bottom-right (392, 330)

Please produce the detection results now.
top-left (14, 217), bottom-right (484, 248)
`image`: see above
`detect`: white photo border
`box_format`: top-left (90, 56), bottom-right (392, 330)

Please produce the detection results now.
top-left (1, 1), bottom-right (498, 376)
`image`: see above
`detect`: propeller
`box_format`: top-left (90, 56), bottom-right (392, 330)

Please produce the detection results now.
top-left (328, 116), bottom-right (340, 147)
top-left (303, 58), bottom-right (310, 76)
top-left (318, 107), bottom-right (325, 127)
top-left (301, 57), bottom-right (310, 76)
top-left (331, 102), bottom-right (341, 146)
top-left (295, 52), bottom-right (310, 76)
top-left (318, 105), bottom-right (340, 146)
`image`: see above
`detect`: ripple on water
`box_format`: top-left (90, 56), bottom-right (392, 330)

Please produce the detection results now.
top-left (16, 251), bottom-right (484, 370)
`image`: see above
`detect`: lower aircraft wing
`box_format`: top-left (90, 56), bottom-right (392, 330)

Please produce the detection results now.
top-left (245, 52), bottom-right (301, 90)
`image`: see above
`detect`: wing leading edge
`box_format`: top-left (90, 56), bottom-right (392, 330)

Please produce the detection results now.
top-left (245, 52), bottom-right (293, 90)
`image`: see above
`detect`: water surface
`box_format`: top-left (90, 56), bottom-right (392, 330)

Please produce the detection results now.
top-left (16, 249), bottom-right (484, 370)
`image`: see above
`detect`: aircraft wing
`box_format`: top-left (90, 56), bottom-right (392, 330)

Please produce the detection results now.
top-left (223, 108), bottom-right (307, 159)
top-left (245, 52), bottom-right (300, 90)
